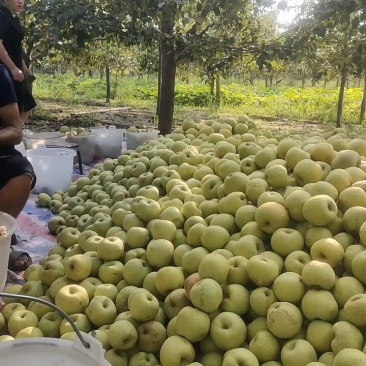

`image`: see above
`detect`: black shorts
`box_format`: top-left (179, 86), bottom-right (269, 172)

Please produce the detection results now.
top-left (0, 64), bottom-right (17, 107)
top-left (0, 153), bottom-right (36, 190)
top-left (14, 79), bottom-right (37, 113)
top-left (0, 64), bottom-right (36, 113)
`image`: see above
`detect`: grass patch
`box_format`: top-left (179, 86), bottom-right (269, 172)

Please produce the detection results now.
top-left (33, 74), bottom-right (365, 125)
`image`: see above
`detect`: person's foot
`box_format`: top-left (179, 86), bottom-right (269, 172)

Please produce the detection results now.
top-left (6, 270), bottom-right (25, 285)
top-left (13, 253), bottom-right (29, 268)
top-left (8, 250), bottom-right (32, 273)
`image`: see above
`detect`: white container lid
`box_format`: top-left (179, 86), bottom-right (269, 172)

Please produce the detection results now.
top-left (24, 131), bottom-right (64, 140)
top-left (0, 333), bottom-right (110, 366)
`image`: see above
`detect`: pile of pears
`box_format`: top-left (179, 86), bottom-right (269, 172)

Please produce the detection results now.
top-left (7, 115), bottom-right (366, 366)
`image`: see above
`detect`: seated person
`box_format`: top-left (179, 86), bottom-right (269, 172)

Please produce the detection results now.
top-left (0, 64), bottom-right (35, 272)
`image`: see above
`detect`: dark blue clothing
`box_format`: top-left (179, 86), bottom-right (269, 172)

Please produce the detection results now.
top-left (0, 64), bottom-right (18, 108)
top-left (0, 5), bottom-right (24, 71)
top-left (0, 5), bottom-right (36, 113)
top-left (0, 153), bottom-right (36, 189)
top-left (0, 65), bottom-right (36, 187)
top-left (0, 64), bottom-right (18, 156)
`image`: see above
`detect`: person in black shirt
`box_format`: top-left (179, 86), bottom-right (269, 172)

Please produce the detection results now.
top-left (0, 0), bottom-right (36, 123)
top-left (0, 64), bottom-right (35, 272)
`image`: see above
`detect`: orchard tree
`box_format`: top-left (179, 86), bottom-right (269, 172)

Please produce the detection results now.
top-left (23, 0), bottom-right (285, 134)
top-left (287, 0), bottom-right (366, 126)
top-left (131, 0), bottom-right (284, 133)
top-left (81, 41), bottom-right (139, 102)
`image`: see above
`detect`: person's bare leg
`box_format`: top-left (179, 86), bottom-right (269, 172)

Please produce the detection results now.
top-left (0, 175), bottom-right (32, 218)
top-left (0, 175), bottom-right (32, 269)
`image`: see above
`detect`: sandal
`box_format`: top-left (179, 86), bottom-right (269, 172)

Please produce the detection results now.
top-left (8, 250), bottom-right (32, 273)
top-left (11, 234), bottom-right (17, 246)
top-left (6, 269), bottom-right (25, 285)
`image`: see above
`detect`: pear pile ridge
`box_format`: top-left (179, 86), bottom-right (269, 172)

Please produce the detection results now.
top-left (5, 116), bottom-right (366, 366)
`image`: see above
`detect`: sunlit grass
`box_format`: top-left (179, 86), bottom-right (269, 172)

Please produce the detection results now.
top-left (33, 73), bottom-right (365, 125)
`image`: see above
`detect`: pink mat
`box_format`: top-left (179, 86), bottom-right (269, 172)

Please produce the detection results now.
top-left (15, 196), bottom-right (57, 264)
top-left (13, 163), bottom-right (97, 263)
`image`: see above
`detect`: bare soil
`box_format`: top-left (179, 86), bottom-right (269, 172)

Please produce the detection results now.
top-left (28, 100), bottom-right (364, 137)
top-left (28, 101), bottom-right (157, 132)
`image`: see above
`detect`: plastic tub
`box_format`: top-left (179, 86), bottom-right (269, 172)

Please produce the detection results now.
top-left (89, 126), bottom-right (126, 158)
top-left (23, 131), bottom-right (65, 150)
top-left (126, 129), bottom-right (160, 150)
top-left (25, 146), bottom-right (76, 195)
top-left (0, 213), bottom-right (17, 293)
top-left (0, 294), bottom-right (110, 366)
top-left (65, 133), bottom-right (96, 165)
top-left (0, 333), bottom-right (110, 366)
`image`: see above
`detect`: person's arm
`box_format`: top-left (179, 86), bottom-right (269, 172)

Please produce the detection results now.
top-left (0, 103), bottom-right (23, 146)
top-left (21, 58), bottom-right (29, 76)
top-left (0, 41), bottom-right (23, 81)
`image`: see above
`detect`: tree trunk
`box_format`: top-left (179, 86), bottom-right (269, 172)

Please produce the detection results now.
top-left (301, 77), bottom-right (306, 89)
top-left (210, 77), bottom-right (215, 96)
top-left (360, 72), bottom-right (366, 124)
top-left (269, 75), bottom-right (274, 88)
top-left (23, 41), bottom-right (34, 74)
top-left (215, 74), bottom-right (221, 107)
top-left (158, 5), bottom-right (177, 135)
top-left (106, 65), bottom-right (111, 103)
top-left (336, 78), bottom-right (339, 88)
top-left (22, 45), bottom-right (35, 95)
top-left (337, 64), bottom-right (349, 128)
top-left (265, 75), bottom-right (268, 88)
top-left (156, 43), bottom-right (162, 117)
top-left (88, 70), bottom-right (93, 78)
top-left (112, 70), bottom-right (119, 99)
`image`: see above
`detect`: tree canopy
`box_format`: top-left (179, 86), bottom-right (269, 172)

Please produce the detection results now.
top-left (23, 0), bottom-right (366, 130)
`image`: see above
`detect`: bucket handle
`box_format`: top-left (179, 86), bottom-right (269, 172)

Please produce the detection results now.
top-left (0, 293), bottom-right (90, 349)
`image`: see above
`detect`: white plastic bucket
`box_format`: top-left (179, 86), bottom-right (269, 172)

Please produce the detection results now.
top-left (0, 213), bottom-right (17, 292)
top-left (25, 146), bottom-right (76, 195)
top-left (89, 126), bottom-right (126, 158)
top-left (126, 129), bottom-right (160, 150)
top-left (0, 333), bottom-right (110, 366)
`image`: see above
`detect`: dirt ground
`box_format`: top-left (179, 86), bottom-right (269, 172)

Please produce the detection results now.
top-left (27, 100), bottom-right (364, 137)
top-left (28, 101), bottom-right (157, 132)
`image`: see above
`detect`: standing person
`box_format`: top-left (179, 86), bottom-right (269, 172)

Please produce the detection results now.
top-left (0, 0), bottom-right (37, 123)
top-left (0, 64), bottom-right (34, 273)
